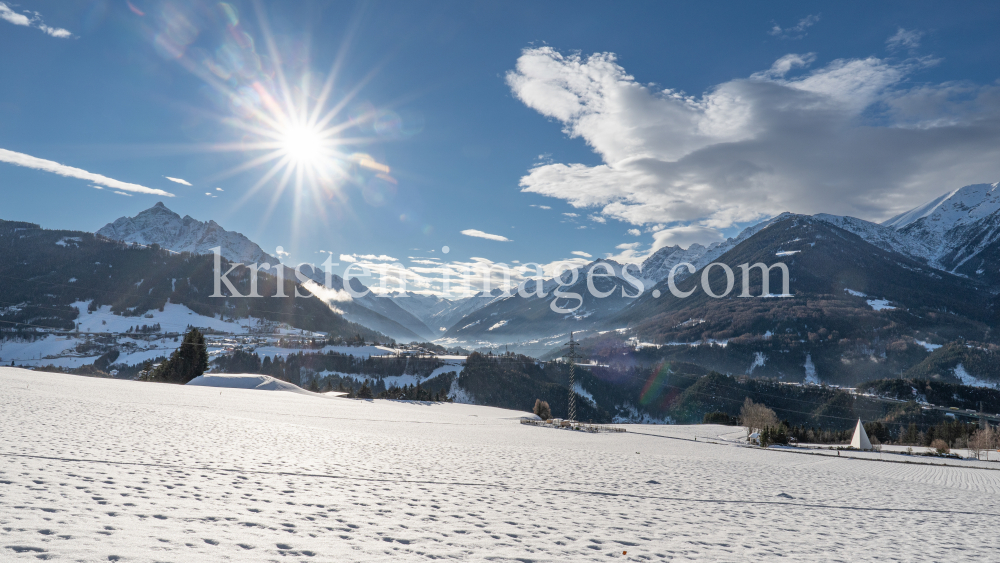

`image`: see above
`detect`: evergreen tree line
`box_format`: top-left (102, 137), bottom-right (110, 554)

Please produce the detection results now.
top-left (375, 380), bottom-right (454, 402)
top-left (212, 349), bottom-right (445, 385)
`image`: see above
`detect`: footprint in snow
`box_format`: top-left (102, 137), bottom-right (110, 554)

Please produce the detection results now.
top-left (776, 492), bottom-right (794, 499)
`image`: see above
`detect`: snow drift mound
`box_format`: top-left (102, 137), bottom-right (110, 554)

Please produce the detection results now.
top-left (187, 374), bottom-right (315, 395)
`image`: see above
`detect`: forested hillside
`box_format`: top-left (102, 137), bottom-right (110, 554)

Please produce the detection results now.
top-left (0, 219), bottom-right (385, 341)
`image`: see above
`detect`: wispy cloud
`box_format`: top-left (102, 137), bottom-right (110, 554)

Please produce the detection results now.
top-left (530, 204), bottom-right (551, 210)
top-left (340, 253), bottom-right (399, 262)
top-left (165, 176), bottom-right (192, 186)
top-left (886, 28), bottom-right (923, 51)
top-left (461, 229), bottom-right (512, 242)
top-left (0, 2), bottom-right (71, 38)
top-left (627, 229), bottom-right (641, 236)
top-left (0, 148), bottom-right (173, 196)
top-left (768, 14), bottom-right (820, 40)
top-left (571, 251), bottom-right (592, 258)
top-left (113, 191), bottom-right (132, 197)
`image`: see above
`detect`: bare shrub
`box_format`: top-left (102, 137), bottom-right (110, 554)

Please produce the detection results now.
top-left (740, 398), bottom-right (778, 440)
top-left (969, 427), bottom-right (998, 460)
top-left (931, 438), bottom-right (950, 454)
top-left (533, 399), bottom-right (551, 420)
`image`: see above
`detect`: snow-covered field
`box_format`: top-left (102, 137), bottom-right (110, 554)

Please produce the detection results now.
top-left (2, 368), bottom-right (999, 561)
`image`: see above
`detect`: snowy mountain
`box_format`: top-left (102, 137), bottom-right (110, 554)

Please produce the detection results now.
top-left (97, 202), bottom-right (280, 265)
top-left (638, 214), bottom-right (786, 284)
top-left (388, 289), bottom-right (507, 335)
top-left (97, 204), bottom-right (437, 342)
top-left (815, 182), bottom-right (1000, 282)
top-left (0, 218), bottom-right (385, 343)
top-left (883, 182), bottom-right (1000, 233)
top-left (440, 217), bottom-right (788, 343)
top-left (443, 260), bottom-right (643, 343)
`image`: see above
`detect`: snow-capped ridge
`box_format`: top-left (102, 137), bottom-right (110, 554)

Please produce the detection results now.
top-left (639, 213), bottom-right (791, 284)
top-left (97, 202), bottom-right (280, 266)
top-left (815, 182), bottom-right (1000, 280)
top-left (882, 182), bottom-right (1000, 233)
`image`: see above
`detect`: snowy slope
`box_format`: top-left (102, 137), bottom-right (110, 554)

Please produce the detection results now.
top-left (883, 182), bottom-right (1000, 233)
top-left (3, 368), bottom-right (1000, 561)
top-left (813, 213), bottom-right (937, 258)
top-left (187, 373), bottom-right (318, 394)
top-left (816, 182), bottom-right (1000, 280)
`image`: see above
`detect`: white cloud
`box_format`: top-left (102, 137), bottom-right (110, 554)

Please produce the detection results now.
top-left (886, 28), bottom-right (923, 51)
top-left (571, 251), bottom-right (592, 258)
top-left (216, 187), bottom-right (223, 191)
top-left (461, 229), bottom-right (512, 242)
top-left (562, 212), bottom-right (579, 217)
top-left (338, 253), bottom-right (398, 263)
top-left (39, 24), bottom-right (70, 38)
top-left (651, 225), bottom-right (725, 251)
top-left (0, 148), bottom-right (172, 196)
top-left (113, 191), bottom-right (133, 197)
top-left (588, 214), bottom-right (606, 223)
top-left (627, 228), bottom-right (641, 236)
top-left (769, 14), bottom-right (820, 39)
top-left (616, 242), bottom-right (641, 250)
top-left (166, 176), bottom-right (192, 186)
top-left (530, 204), bottom-right (552, 210)
top-left (506, 46), bottom-right (1000, 230)
top-left (0, 3), bottom-right (71, 38)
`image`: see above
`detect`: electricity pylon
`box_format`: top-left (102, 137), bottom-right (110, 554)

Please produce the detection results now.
top-left (563, 332), bottom-right (580, 421)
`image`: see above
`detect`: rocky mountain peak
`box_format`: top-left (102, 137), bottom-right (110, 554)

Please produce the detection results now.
top-left (96, 203), bottom-right (279, 266)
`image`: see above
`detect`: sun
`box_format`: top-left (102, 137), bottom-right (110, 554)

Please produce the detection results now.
top-left (280, 124), bottom-right (325, 165)
top-left (179, 4), bottom-right (402, 232)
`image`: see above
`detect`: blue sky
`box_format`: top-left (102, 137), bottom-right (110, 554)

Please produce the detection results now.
top-left (2, 1), bottom-right (1000, 294)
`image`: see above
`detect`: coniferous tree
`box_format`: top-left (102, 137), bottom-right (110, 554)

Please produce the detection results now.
top-left (149, 328), bottom-right (208, 384)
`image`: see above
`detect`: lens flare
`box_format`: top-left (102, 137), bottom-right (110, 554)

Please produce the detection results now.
top-left (134, 3), bottom-right (422, 240)
top-left (639, 362), bottom-right (672, 406)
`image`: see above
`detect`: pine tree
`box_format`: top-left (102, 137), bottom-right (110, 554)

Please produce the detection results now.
top-left (149, 328), bottom-right (208, 384)
top-left (358, 380), bottom-right (374, 399)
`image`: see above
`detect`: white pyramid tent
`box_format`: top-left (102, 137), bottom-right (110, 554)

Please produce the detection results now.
top-left (850, 418), bottom-right (872, 450)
